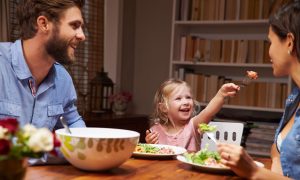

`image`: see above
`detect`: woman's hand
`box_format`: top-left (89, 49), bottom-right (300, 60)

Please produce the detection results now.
top-left (145, 130), bottom-right (159, 144)
top-left (217, 143), bottom-right (259, 178)
top-left (218, 83), bottom-right (240, 98)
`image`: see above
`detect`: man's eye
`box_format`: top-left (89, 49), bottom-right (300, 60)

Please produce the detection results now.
top-left (71, 24), bottom-right (79, 29)
top-left (70, 22), bottom-right (82, 30)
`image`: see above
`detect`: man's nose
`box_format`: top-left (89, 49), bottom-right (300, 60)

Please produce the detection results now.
top-left (76, 28), bottom-right (86, 41)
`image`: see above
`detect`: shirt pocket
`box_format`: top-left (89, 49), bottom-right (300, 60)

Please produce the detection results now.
top-left (47, 104), bottom-right (64, 130)
top-left (0, 101), bottom-right (21, 118)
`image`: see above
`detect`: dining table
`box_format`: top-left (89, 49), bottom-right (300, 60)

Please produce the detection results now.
top-left (25, 156), bottom-right (271, 180)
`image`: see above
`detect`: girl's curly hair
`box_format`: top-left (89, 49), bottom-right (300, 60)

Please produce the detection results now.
top-left (150, 78), bottom-right (197, 127)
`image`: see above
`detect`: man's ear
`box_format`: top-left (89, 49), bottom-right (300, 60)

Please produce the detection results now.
top-left (287, 32), bottom-right (295, 53)
top-left (158, 102), bottom-right (168, 113)
top-left (36, 16), bottom-right (50, 33)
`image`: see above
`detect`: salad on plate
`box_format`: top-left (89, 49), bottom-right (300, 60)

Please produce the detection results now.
top-left (133, 143), bottom-right (187, 158)
top-left (183, 145), bottom-right (226, 168)
top-left (134, 143), bottom-right (175, 155)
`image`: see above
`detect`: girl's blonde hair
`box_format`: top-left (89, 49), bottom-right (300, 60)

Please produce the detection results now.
top-left (150, 79), bottom-right (192, 126)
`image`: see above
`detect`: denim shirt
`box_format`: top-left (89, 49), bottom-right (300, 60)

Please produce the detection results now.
top-left (0, 40), bottom-right (86, 130)
top-left (274, 87), bottom-right (300, 179)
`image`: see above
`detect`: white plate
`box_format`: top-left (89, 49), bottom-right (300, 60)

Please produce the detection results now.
top-left (132, 144), bottom-right (187, 158)
top-left (176, 155), bottom-right (264, 174)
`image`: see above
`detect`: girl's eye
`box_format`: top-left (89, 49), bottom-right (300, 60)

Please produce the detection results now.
top-left (175, 97), bottom-right (181, 100)
top-left (186, 96), bottom-right (192, 99)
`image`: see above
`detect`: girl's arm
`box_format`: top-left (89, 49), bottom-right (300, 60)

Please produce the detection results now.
top-left (192, 83), bottom-right (240, 127)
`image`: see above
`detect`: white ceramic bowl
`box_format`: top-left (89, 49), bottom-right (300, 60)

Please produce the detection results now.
top-left (55, 127), bottom-right (140, 171)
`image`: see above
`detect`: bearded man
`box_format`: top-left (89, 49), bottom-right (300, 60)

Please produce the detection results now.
top-left (0, 0), bottom-right (86, 134)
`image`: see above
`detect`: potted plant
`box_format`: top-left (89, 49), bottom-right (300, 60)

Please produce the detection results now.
top-left (0, 118), bottom-right (60, 180)
top-left (109, 91), bottom-right (132, 115)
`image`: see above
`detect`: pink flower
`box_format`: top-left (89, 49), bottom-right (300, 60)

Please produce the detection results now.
top-left (0, 139), bottom-right (10, 155)
top-left (50, 132), bottom-right (61, 156)
top-left (0, 117), bottom-right (60, 160)
top-left (109, 91), bottom-right (132, 104)
top-left (0, 118), bottom-right (18, 134)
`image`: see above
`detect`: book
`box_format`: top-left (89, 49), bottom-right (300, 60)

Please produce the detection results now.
top-left (191, 0), bottom-right (200, 20)
top-left (180, 36), bottom-right (187, 61)
top-left (180, 0), bottom-right (191, 20)
top-left (246, 40), bottom-right (256, 63)
top-left (236, 40), bottom-right (248, 63)
top-left (221, 40), bottom-right (232, 63)
top-left (185, 35), bottom-right (195, 61)
top-left (262, 0), bottom-right (271, 18)
top-left (269, 0), bottom-right (287, 17)
top-left (225, 0), bottom-right (238, 20)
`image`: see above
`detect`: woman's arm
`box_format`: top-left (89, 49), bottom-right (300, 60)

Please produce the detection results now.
top-left (192, 83), bottom-right (239, 127)
top-left (217, 143), bottom-right (290, 180)
top-left (270, 143), bottom-right (283, 174)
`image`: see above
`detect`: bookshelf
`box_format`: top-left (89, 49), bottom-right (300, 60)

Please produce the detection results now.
top-left (169, 0), bottom-right (290, 157)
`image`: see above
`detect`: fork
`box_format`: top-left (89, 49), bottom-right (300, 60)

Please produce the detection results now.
top-left (60, 116), bottom-right (72, 134)
top-left (206, 132), bottom-right (218, 144)
top-left (239, 75), bottom-right (252, 87)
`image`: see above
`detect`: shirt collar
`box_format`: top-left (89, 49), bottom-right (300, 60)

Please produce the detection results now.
top-left (11, 40), bottom-right (57, 85)
top-left (11, 40), bottom-right (32, 80)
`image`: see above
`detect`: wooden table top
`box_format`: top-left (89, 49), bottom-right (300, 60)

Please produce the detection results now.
top-left (25, 157), bottom-right (271, 180)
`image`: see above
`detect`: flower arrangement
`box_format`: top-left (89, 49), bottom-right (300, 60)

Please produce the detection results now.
top-left (0, 118), bottom-right (60, 160)
top-left (109, 91), bottom-right (132, 105)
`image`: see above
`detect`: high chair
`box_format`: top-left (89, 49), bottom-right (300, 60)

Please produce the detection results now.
top-left (200, 121), bottom-right (244, 151)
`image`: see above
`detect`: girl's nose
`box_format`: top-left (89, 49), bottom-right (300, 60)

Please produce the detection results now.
top-left (182, 98), bottom-right (190, 104)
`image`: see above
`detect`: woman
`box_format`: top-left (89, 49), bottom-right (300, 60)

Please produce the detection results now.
top-left (217, 1), bottom-right (300, 179)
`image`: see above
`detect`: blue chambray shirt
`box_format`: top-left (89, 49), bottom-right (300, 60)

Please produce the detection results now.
top-left (0, 40), bottom-right (86, 130)
top-left (274, 87), bottom-right (300, 179)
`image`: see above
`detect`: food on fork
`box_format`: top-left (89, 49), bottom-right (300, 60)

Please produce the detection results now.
top-left (246, 71), bottom-right (258, 79)
top-left (198, 123), bottom-right (216, 133)
top-left (198, 123), bottom-right (218, 143)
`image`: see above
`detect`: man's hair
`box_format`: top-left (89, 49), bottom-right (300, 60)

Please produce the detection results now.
top-left (17, 0), bottom-right (85, 40)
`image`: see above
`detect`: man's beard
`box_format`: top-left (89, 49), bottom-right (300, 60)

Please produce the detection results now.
top-left (45, 26), bottom-right (75, 65)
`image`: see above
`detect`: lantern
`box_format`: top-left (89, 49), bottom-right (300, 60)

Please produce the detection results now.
top-left (89, 69), bottom-right (114, 112)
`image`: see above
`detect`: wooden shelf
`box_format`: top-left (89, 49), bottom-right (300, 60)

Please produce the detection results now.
top-left (174, 19), bottom-right (269, 27)
top-left (169, 0), bottom-right (290, 120)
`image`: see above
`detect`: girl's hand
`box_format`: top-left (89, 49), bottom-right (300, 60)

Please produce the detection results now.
top-left (218, 83), bottom-right (240, 98)
top-left (217, 143), bottom-right (259, 178)
top-left (145, 130), bottom-right (159, 144)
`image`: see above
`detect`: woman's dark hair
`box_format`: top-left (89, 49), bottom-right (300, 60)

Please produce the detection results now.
top-left (269, 0), bottom-right (300, 60)
top-left (17, 0), bottom-right (85, 40)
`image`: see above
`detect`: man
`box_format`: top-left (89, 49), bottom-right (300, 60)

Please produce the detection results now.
top-left (0, 0), bottom-right (86, 130)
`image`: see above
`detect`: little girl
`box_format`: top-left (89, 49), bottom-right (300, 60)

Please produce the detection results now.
top-left (145, 79), bottom-right (240, 152)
